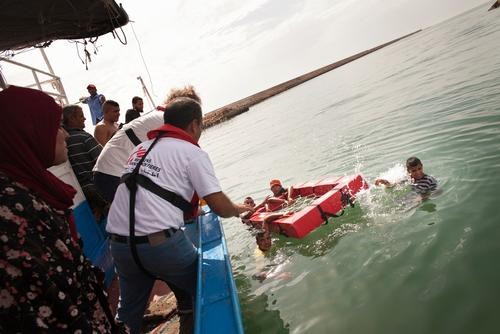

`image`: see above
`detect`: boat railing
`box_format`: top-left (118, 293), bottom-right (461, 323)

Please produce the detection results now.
top-left (0, 49), bottom-right (68, 105)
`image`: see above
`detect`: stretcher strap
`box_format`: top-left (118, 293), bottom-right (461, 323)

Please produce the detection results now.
top-left (317, 189), bottom-right (355, 225)
top-left (316, 205), bottom-right (344, 225)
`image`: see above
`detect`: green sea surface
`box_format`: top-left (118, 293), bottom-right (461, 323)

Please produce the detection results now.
top-left (202, 4), bottom-right (500, 333)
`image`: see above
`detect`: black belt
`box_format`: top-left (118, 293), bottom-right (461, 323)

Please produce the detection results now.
top-left (110, 229), bottom-right (177, 244)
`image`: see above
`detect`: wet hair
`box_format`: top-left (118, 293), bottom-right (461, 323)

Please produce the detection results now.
top-left (244, 197), bottom-right (255, 207)
top-left (62, 105), bottom-right (81, 126)
top-left (131, 96), bottom-right (143, 105)
top-left (165, 85), bottom-right (201, 104)
top-left (163, 97), bottom-right (202, 129)
top-left (255, 230), bottom-right (272, 252)
top-left (406, 156), bottom-right (422, 167)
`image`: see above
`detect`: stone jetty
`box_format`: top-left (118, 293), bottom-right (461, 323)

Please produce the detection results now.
top-left (203, 30), bottom-right (421, 128)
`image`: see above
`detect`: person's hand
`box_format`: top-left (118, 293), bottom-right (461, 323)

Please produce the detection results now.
top-left (375, 178), bottom-right (390, 186)
top-left (79, 96), bottom-right (86, 102)
top-left (236, 203), bottom-right (254, 216)
top-left (239, 210), bottom-right (253, 219)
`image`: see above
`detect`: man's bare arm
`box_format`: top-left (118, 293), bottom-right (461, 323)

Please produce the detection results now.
top-left (204, 191), bottom-right (252, 218)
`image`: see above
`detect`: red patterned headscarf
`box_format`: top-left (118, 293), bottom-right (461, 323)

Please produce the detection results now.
top-left (0, 86), bottom-right (76, 214)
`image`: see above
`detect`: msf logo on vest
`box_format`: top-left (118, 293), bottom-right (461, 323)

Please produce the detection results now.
top-left (127, 146), bottom-right (147, 165)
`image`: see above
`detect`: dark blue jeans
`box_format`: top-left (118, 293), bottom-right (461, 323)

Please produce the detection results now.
top-left (110, 229), bottom-right (198, 334)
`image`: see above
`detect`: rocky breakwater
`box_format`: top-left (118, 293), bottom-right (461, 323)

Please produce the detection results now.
top-left (202, 30), bottom-right (421, 129)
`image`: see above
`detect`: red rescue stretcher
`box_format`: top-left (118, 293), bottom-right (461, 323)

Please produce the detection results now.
top-left (248, 174), bottom-right (368, 238)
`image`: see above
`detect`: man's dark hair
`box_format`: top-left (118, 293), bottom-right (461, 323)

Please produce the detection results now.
top-left (132, 96), bottom-right (143, 105)
top-left (62, 105), bottom-right (81, 126)
top-left (406, 156), bottom-right (422, 167)
top-left (103, 100), bottom-right (119, 108)
top-left (245, 196), bottom-right (253, 201)
top-left (163, 97), bottom-right (202, 129)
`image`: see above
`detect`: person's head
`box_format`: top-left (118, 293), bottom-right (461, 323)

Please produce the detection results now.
top-left (269, 179), bottom-right (282, 196)
top-left (244, 196), bottom-right (256, 207)
top-left (0, 86), bottom-right (75, 209)
top-left (132, 96), bottom-right (144, 111)
top-left (163, 97), bottom-right (203, 141)
top-left (0, 86), bottom-right (69, 169)
top-left (87, 84), bottom-right (97, 96)
top-left (62, 105), bottom-right (86, 130)
top-left (256, 230), bottom-right (272, 252)
top-left (406, 156), bottom-right (424, 180)
top-left (102, 100), bottom-right (120, 123)
top-left (54, 127), bottom-right (70, 165)
top-left (165, 85), bottom-right (201, 104)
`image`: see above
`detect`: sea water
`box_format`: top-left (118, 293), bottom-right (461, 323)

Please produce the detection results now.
top-left (202, 4), bottom-right (500, 333)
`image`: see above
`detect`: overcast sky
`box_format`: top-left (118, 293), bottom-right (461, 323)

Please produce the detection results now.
top-left (2, 0), bottom-right (489, 125)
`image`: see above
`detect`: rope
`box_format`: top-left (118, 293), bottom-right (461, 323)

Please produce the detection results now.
top-left (130, 22), bottom-right (156, 97)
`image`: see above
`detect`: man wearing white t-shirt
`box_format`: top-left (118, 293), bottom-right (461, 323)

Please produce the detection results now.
top-left (93, 110), bottom-right (163, 201)
top-left (106, 97), bottom-right (252, 334)
top-left (93, 85), bottom-right (202, 202)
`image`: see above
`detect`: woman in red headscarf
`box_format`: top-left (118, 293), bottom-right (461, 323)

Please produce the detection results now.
top-left (0, 86), bottom-right (125, 333)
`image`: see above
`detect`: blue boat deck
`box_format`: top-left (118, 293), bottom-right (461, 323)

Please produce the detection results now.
top-left (193, 209), bottom-right (244, 334)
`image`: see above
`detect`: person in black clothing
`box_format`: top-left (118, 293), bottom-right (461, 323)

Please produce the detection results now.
top-left (125, 96), bottom-right (144, 123)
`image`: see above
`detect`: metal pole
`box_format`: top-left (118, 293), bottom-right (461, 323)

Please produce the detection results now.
top-left (137, 76), bottom-right (155, 109)
top-left (40, 48), bottom-right (68, 105)
top-left (32, 70), bottom-right (42, 91)
top-left (0, 69), bottom-right (7, 89)
top-left (40, 48), bottom-right (55, 74)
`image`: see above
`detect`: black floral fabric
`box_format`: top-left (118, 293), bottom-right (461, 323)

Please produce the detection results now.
top-left (0, 172), bottom-right (114, 333)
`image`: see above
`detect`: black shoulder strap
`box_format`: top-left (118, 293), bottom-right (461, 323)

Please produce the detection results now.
top-left (125, 128), bottom-right (142, 146)
top-left (126, 135), bottom-right (161, 279)
top-left (120, 139), bottom-right (193, 214)
top-left (132, 174), bottom-right (193, 213)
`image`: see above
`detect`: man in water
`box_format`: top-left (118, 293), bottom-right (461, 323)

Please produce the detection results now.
top-left (80, 84), bottom-right (106, 125)
top-left (267, 179), bottom-right (294, 210)
top-left (375, 156), bottom-right (438, 195)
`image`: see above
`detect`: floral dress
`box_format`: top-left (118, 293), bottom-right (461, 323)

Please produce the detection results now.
top-left (0, 172), bottom-right (114, 333)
